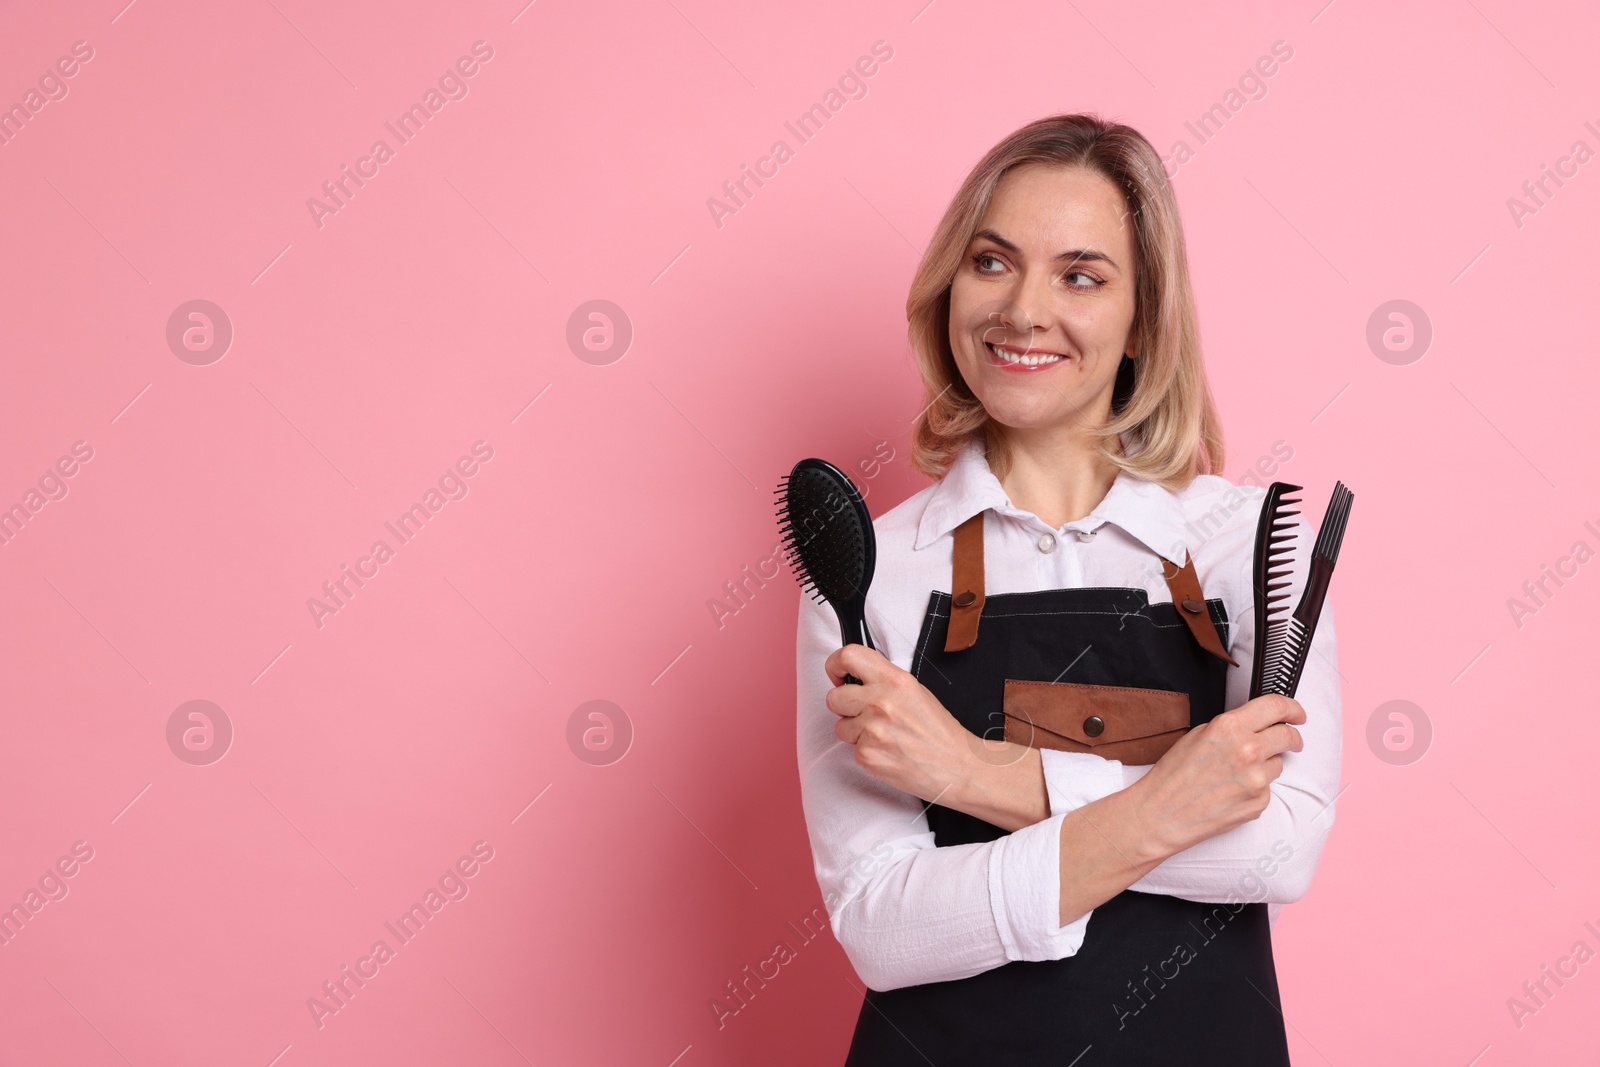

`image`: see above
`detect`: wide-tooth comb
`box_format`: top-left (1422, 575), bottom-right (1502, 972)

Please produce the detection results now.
top-left (1264, 482), bottom-right (1353, 698)
top-left (1249, 482), bottom-right (1302, 701)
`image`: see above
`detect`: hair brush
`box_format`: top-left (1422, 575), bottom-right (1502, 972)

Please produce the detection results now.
top-left (1249, 480), bottom-right (1354, 700)
top-left (775, 458), bottom-right (878, 685)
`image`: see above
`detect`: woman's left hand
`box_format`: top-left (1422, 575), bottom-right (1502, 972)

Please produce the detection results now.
top-left (823, 642), bottom-right (991, 805)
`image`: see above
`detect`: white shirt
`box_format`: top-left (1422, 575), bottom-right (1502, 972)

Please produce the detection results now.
top-left (795, 438), bottom-right (1343, 992)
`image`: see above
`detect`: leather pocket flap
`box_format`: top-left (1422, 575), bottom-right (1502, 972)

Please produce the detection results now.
top-left (1002, 679), bottom-right (1190, 752)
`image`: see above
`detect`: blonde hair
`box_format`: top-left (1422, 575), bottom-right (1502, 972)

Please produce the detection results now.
top-left (907, 112), bottom-right (1225, 489)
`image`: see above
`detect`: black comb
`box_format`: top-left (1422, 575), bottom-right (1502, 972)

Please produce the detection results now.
top-left (775, 458), bottom-right (877, 685)
top-left (1249, 481), bottom-right (1302, 701)
top-left (1267, 482), bottom-right (1353, 698)
top-left (1249, 480), bottom-right (1354, 699)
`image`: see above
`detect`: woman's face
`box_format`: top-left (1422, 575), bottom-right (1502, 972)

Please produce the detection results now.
top-left (948, 163), bottom-right (1139, 439)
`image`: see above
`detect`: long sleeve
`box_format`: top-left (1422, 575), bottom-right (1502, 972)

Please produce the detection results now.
top-left (795, 592), bottom-right (1095, 992)
top-left (1117, 593), bottom-right (1341, 904)
top-left (1035, 507), bottom-right (1344, 908)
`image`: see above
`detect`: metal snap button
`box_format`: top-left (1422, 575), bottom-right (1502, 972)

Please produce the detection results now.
top-left (1038, 532), bottom-right (1056, 554)
top-left (1083, 715), bottom-right (1105, 737)
top-left (953, 590), bottom-right (976, 608)
top-left (1182, 597), bottom-right (1204, 614)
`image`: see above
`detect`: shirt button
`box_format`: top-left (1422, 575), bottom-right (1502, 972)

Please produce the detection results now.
top-left (1037, 533), bottom-right (1056, 554)
top-left (1075, 529), bottom-right (1096, 543)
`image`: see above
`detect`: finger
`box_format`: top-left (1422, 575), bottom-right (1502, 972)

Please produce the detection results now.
top-left (824, 680), bottom-right (867, 720)
top-left (1259, 722), bottom-right (1303, 758)
top-left (824, 644), bottom-right (883, 688)
top-left (1276, 696), bottom-right (1308, 725)
top-left (1238, 694), bottom-right (1305, 732)
top-left (834, 714), bottom-right (863, 745)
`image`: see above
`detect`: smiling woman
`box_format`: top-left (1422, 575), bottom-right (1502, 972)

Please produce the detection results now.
top-left (795, 113), bottom-right (1342, 1066)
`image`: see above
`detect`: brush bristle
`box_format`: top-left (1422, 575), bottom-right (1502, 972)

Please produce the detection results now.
top-left (774, 464), bottom-right (870, 605)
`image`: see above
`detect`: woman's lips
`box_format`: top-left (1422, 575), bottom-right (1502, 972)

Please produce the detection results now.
top-left (983, 342), bottom-right (1069, 372)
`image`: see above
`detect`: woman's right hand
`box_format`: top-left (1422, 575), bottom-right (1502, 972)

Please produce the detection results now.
top-left (1130, 694), bottom-right (1307, 859)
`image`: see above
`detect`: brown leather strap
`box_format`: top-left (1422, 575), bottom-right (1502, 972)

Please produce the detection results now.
top-left (1158, 552), bottom-right (1240, 667)
top-left (943, 512), bottom-right (986, 652)
top-left (941, 511), bottom-right (1238, 667)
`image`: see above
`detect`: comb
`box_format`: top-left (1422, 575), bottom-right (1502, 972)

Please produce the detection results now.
top-left (1249, 481), bottom-right (1302, 700)
top-left (1249, 480), bottom-right (1354, 699)
top-left (1265, 482), bottom-right (1353, 698)
top-left (775, 458), bottom-right (878, 685)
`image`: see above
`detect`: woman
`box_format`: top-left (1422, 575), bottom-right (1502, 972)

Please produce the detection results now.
top-left (794, 113), bottom-right (1342, 1064)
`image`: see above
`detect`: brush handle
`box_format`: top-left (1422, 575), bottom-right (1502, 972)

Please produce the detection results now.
top-left (838, 604), bottom-right (876, 685)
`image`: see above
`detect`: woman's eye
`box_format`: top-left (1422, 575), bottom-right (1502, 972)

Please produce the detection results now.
top-left (971, 254), bottom-right (1099, 289)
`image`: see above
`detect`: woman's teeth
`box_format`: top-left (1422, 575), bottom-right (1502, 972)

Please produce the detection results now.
top-left (987, 343), bottom-right (1065, 366)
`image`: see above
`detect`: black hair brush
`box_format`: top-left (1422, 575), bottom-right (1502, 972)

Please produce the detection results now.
top-left (775, 458), bottom-right (878, 685)
top-left (1249, 480), bottom-right (1354, 700)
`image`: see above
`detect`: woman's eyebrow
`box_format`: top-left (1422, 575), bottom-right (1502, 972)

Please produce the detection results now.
top-left (971, 229), bottom-right (1119, 269)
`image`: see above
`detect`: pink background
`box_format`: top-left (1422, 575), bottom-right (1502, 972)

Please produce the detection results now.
top-left (1, 0), bottom-right (1597, 1063)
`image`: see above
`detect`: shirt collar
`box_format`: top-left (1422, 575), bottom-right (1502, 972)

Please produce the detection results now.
top-left (912, 436), bottom-right (1191, 562)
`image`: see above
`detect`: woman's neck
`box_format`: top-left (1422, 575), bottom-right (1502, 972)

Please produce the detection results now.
top-left (991, 428), bottom-right (1121, 530)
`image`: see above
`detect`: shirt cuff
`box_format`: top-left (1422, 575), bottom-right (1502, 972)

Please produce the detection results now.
top-left (1039, 749), bottom-right (1129, 816)
top-left (987, 813), bottom-right (1094, 961)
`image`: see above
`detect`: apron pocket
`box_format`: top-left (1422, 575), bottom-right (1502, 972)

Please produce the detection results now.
top-left (1002, 678), bottom-right (1191, 765)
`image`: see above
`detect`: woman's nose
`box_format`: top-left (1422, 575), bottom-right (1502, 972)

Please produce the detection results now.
top-left (995, 271), bottom-right (1056, 339)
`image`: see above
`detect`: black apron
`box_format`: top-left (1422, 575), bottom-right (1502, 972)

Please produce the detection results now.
top-left (843, 512), bottom-right (1291, 1066)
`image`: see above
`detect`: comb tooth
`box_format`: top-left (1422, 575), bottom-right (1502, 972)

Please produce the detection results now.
top-left (1314, 487), bottom-right (1354, 562)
